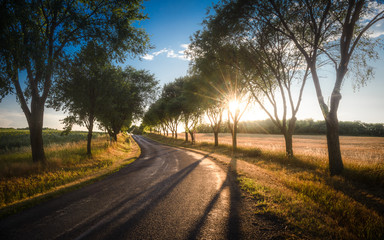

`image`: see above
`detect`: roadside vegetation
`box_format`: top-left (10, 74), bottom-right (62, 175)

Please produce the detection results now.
top-left (146, 133), bottom-right (384, 239)
top-left (0, 130), bottom-right (139, 215)
top-left (0, 128), bottom-right (105, 151)
top-left (0, 0), bottom-right (156, 218)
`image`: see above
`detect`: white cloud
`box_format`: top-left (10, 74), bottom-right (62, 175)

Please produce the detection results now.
top-left (368, 22), bottom-right (384, 38)
top-left (141, 44), bottom-right (191, 61)
top-left (0, 110), bottom-right (27, 128)
top-left (360, 2), bottom-right (384, 38)
top-left (166, 49), bottom-right (178, 58)
top-left (153, 48), bottom-right (168, 56)
top-left (142, 54), bottom-right (154, 60)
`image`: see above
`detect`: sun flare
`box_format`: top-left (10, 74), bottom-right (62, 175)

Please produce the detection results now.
top-left (228, 99), bottom-right (240, 114)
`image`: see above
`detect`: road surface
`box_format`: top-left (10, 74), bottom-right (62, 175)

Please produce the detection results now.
top-left (0, 135), bottom-right (259, 239)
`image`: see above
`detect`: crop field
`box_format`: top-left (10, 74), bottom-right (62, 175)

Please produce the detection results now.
top-left (0, 128), bottom-right (105, 152)
top-left (0, 129), bottom-right (138, 211)
top-left (180, 133), bottom-right (384, 166)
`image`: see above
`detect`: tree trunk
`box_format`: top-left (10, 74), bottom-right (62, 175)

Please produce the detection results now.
top-left (189, 131), bottom-right (194, 145)
top-left (28, 100), bottom-right (46, 163)
top-left (185, 131), bottom-right (188, 142)
top-left (232, 121), bottom-right (237, 152)
top-left (326, 113), bottom-right (344, 175)
top-left (87, 114), bottom-right (94, 157)
top-left (214, 131), bottom-right (219, 146)
top-left (284, 133), bottom-right (293, 158)
top-left (284, 118), bottom-right (296, 158)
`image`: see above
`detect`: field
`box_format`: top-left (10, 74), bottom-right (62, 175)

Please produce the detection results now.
top-left (0, 128), bottom-right (105, 151)
top-left (181, 133), bottom-right (384, 166)
top-left (148, 133), bottom-right (384, 239)
top-left (0, 129), bottom-right (139, 215)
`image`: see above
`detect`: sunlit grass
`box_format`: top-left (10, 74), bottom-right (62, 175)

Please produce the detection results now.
top-left (0, 133), bottom-right (139, 209)
top-left (146, 133), bottom-right (384, 239)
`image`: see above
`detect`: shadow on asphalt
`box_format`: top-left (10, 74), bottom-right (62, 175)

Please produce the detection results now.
top-left (64, 153), bottom-right (214, 239)
top-left (186, 157), bottom-right (241, 239)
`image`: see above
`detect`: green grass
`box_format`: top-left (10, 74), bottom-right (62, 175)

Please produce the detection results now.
top-left (0, 131), bottom-right (139, 214)
top-left (0, 128), bottom-right (105, 152)
top-left (146, 133), bottom-right (384, 240)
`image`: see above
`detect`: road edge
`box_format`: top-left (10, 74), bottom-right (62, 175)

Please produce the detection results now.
top-left (0, 134), bottom-right (141, 220)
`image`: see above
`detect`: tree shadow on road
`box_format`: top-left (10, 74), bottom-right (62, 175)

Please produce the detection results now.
top-left (61, 153), bottom-right (212, 239)
top-left (186, 154), bottom-right (241, 239)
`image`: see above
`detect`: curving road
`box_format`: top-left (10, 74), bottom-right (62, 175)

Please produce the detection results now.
top-left (0, 135), bottom-right (256, 240)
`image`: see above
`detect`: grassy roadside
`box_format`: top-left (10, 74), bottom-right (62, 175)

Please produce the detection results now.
top-left (145, 133), bottom-right (384, 240)
top-left (0, 133), bottom-right (140, 218)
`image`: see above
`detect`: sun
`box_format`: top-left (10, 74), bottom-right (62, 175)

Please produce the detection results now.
top-left (228, 99), bottom-right (240, 114)
top-left (227, 97), bottom-right (265, 121)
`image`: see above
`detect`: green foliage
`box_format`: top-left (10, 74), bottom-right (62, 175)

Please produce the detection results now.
top-left (97, 66), bottom-right (158, 140)
top-left (0, 0), bottom-right (151, 163)
top-left (0, 129), bottom-right (104, 152)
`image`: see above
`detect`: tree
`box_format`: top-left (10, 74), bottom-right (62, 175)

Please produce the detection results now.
top-left (189, 21), bottom-right (250, 152)
top-left (188, 71), bottom-right (224, 146)
top-left (238, 25), bottom-right (309, 158)
top-left (179, 75), bottom-right (204, 144)
top-left (0, 0), bottom-right (150, 163)
top-left (98, 67), bottom-right (157, 142)
top-left (161, 81), bottom-right (184, 139)
top-left (224, 0), bottom-right (384, 175)
top-left (142, 100), bottom-right (163, 134)
top-left (49, 42), bottom-right (114, 156)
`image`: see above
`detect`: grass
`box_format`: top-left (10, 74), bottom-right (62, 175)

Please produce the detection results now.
top-left (0, 131), bottom-right (140, 217)
top-left (0, 128), bottom-right (105, 152)
top-left (146, 133), bottom-right (384, 240)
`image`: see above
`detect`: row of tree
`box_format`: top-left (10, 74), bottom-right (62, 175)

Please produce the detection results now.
top-left (49, 42), bottom-right (157, 156)
top-left (197, 119), bottom-right (384, 137)
top-left (142, 76), bottom-right (204, 144)
top-left (0, 0), bottom-right (155, 162)
top-left (143, 0), bottom-right (384, 176)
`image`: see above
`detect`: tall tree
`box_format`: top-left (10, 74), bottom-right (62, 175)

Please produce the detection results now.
top-left (179, 75), bottom-right (204, 144)
top-left (239, 26), bottom-right (310, 158)
top-left (49, 42), bottom-right (113, 156)
top-left (0, 0), bottom-right (150, 163)
top-left (220, 0), bottom-right (384, 175)
top-left (98, 67), bottom-right (157, 142)
top-left (189, 24), bottom-right (250, 151)
top-left (161, 81), bottom-right (184, 139)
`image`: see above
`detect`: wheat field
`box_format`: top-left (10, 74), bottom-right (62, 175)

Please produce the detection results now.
top-left (180, 133), bottom-right (384, 165)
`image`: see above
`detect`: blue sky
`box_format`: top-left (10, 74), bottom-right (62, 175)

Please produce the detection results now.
top-left (0, 0), bottom-right (383, 129)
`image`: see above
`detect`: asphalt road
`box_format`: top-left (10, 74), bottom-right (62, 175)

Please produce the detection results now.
top-left (0, 135), bottom-right (256, 240)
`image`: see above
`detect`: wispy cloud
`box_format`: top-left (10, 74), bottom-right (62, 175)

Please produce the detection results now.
top-left (142, 54), bottom-right (154, 60)
top-left (142, 44), bottom-right (190, 61)
top-left (153, 49), bottom-right (168, 56)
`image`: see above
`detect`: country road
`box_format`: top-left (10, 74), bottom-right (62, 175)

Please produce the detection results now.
top-left (0, 135), bottom-right (268, 240)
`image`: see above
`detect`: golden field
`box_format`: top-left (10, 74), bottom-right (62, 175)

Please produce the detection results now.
top-left (180, 133), bottom-right (384, 165)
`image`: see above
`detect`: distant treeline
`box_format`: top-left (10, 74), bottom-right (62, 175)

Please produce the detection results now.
top-left (197, 119), bottom-right (384, 137)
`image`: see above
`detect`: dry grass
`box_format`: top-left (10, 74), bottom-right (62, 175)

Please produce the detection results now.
top-left (0, 133), bottom-right (140, 210)
top-left (148, 133), bottom-right (384, 239)
top-left (182, 133), bottom-right (384, 166)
